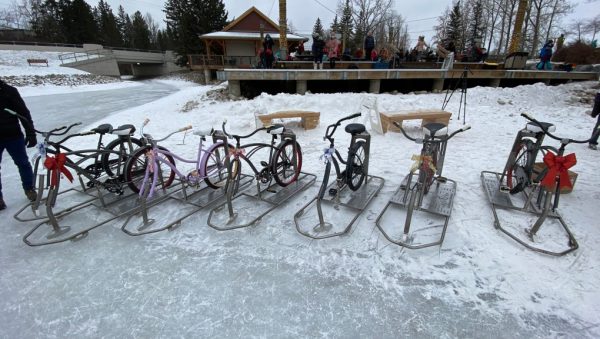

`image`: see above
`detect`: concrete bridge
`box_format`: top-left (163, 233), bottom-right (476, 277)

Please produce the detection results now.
top-left (0, 42), bottom-right (185, 77)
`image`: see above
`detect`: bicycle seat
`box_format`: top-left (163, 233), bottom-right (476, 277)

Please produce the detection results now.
top-left (92, 124), bottom-right (113, 134)
top-left (112, 124), bottom-right (136, 136)
top-left (267, 124), bottom-right (285, 135)
top-left (526, 121), bottom-right (555, 134)
top-left (345, 123), bottom-right (366, 135)
top-left (193, 129), bottom-right (213, 137)
top-left (423, 123), bottom-right (447, 138)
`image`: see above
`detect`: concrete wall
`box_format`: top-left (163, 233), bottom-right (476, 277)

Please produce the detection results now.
top-left (68, 56), bottom-right (121, 77)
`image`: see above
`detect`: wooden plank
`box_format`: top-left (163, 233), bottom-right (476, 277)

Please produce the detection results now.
top-left (258, 110), bottom-right (320, 130)
top-left (380, 109), bottom-right (451, 133)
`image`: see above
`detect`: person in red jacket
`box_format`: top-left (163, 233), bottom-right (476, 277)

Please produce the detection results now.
top-left (0, 79), bottom-right (38, 210)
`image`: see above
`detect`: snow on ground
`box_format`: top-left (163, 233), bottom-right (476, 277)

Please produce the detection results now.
top-left (0, 50), bottom-right (142, 96)
top-left (1, 49), bottom-right (600, 337)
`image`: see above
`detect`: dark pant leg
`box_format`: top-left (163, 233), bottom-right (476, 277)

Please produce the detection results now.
top-left (0, 141), bottom-right (5, 198)
top-left (591, 116), bottom-right (600, 145)
top-left (4, 137), bottom-right (34, 191)
top-left (365, 48), bottom-right (373, 60)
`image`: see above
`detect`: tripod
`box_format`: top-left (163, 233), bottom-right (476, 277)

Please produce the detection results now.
top-left (442, 67), bottom-right (471, 124)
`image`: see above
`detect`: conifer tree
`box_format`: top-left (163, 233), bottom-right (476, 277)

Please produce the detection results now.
top-left (164, 0), bottom-right (228, 65)
top-left (117, 5), bottom-right (134, 48)
top-left (446, 1), bottom-right (463, 52)
top-left (131, 11), bottom-right (151, 49)
top-left (312, 17), bottom-right (324, 37)
top-left (468, 0), bottom-right (484, 46)
top-left (61, 0), bottom-right (98, 43)
top-left (339, 0), bottom-right (353, 51)
top-left (96, 0), bottom-right (122, 46)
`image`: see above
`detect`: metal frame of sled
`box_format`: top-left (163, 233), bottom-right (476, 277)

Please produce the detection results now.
top-left (375, 175), bottom-right (456, 249)
top-left (481, 170), bottom-right (578, 256)
top-left (294, 130), bottom-right (384, 239)
top-left (207, 129), bottom-right (315, 231)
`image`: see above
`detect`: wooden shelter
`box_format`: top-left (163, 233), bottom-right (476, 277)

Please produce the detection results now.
top-left (192, 6), bottom-right (307, 70)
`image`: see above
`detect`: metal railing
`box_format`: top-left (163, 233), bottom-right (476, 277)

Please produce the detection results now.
top-left (0, 40), bottom-right (83, 48)
top-left (58, 49), bottom-right (112, 64)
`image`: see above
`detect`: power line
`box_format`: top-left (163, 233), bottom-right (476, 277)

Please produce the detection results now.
top-left (406, 16), bottom-right (438, 23)
top-left (312, 0), bottom-right (337, 15)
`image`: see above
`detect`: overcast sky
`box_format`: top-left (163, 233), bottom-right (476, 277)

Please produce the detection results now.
top-left (1, 0), bottom-right (598, 44)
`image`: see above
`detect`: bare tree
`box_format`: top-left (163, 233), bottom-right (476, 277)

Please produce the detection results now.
top-left (350, 0), bottom-right (394, 48)
top-left (0, 0), bottom-right (35, 29)
top-left (583, 14), bottom-right (600, 42)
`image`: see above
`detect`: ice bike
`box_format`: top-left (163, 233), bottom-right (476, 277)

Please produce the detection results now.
top-left (481, 113), bottom-right (598, 256)
top-left (6, 109), bottom-right (143, 245)
top-left (294, 113), bottom-right (384, 239)
top-left (207, 120), bottom-right (313, 230)
top-left (121, 119), bottom-right (234, 235)
top-left (376, 121), bottom-right (470, 249)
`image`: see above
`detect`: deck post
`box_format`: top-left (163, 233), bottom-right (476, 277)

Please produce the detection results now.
top-left (229, 80), bottom-right (241, 97)
top-left (204, 68), bottom-right (212, 83)
top-left (369, 79), bottom-right (380, 94)
top-left (489, 78), bottom-right (501, 87)
top-left (433, 78), bottom-right (444, 91)
top-left (296, 80), bottom-right (307, 94)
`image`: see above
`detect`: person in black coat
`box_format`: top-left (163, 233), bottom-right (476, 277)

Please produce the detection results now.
top-left (262, 34), bottom-right (275, 68)
top-left (364, 32), bottom-right (375, 61)
top-left (312, 34), bottom-right (325, 69)
top-left (589, 91), bottom-right (600, 150)
top-left (0, 79), bottom-right (38, 210)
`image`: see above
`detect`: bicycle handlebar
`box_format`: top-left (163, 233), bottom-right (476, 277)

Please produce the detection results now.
top-left (395, 122), bottom-right (470, 143)
top-left (4, 108), bottom-right (82, 139)
top-left (222, 119), bottom-right (275, 140)
top-left (521, 113), bottom-right (594, 145)
top-left (324, 112), bottom-right (362, 140)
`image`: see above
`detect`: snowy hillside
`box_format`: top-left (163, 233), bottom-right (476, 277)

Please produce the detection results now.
top-left (1, 49), bottom-right (600, 337)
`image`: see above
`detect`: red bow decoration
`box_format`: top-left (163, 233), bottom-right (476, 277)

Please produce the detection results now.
top-left (44, 153), bottom-right (73, 188)
top-left (541, 152), bottom-right (576, 190)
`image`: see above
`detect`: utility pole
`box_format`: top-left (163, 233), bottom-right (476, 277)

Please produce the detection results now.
top-left (508, 0), bottom-right (528, 53)
top-left (279, 0), bottom-right (288, 59)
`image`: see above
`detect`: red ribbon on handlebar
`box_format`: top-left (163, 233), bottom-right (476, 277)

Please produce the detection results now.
top-left (44, 153), bottom-right (73, 188)
top-left (541, 152), bottom-right (576, 190)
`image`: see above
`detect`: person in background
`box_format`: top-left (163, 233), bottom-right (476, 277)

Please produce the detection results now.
top-left (370, 48), bottom-right (378, 62)
top-left (364, 32), bottom-right (375, 61)
top-left (263, 34), bottom-right (275, 68)
top-left (470, 40), bottom-right (488, 62)
top-left (437, 41), bottom-right (456, 59)
top-left (0, 79), bottom-right (38, 211)
top-left (326, 33), bottom-right (340, 69)
top-left (589, 90), bottom-right (600, 150)
top-left (413, 36), bottom-right (429, 61)
top-left (537, 39), bottom-right (554, 70)
top-left (312, 34), bottom-right (325, 69)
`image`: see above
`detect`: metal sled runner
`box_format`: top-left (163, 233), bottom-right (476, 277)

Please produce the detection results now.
top-left (294, 115), bottom-right (384, 239)
top-left (376, 122), bottom-right (469, 249)
top-left (207, 125), bottom-right (315, 231)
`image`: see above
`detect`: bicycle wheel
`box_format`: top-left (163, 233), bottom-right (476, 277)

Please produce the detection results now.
top-left (202, 142), bottom-right (234, 189)
top-left (345, 140), bottom-right (366, 191)
top-left (124, 146), bottom-right (176, 193)
top-left (272, 140), bottom-right (302, 187)
top-left (505, 139), bottom-right (534, 194)
top-left (101, 137), bottom-right (144, 177)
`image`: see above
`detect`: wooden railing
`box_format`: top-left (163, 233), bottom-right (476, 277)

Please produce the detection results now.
top-left (188, 54), bottom-right (257, 69)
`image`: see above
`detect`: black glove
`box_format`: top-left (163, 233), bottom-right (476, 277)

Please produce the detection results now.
top-left (26, 134), bottom-right (37, 148)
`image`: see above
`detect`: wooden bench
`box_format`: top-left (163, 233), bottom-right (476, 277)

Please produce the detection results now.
top-left (257, 110), bottom-right (320, 130)
top-left (27, 58), bottom-right (49, 67)
top-left (379, 109), bottom-right (452, 133)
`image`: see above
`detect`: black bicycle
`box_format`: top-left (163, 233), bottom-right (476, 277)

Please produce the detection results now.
top-left (318, 112), bottom-right (367, 200)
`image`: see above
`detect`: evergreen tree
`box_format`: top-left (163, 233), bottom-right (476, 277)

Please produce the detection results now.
top-left (62, 0), bottom-right (98, 43)
top-left (164, 0), bottom-right (228, 65)
top-left (117, 5), bottom-right (134, 48)
top-left (446, 1), bottom-right (463, 52)
top-left (330, 15), bottom-right (340, 34)
top-left (131, 11), bottom-right (151, 49)
top-left (467, 0), bottom-right (484, 46)
top-left (339, 0), bottom-right (354, 51)
top-left (96, 0), bottom-right (122, 46)
top-left (30, 0), bottom-right (64, 42)
top-left (312, 17), bottom-right (324, 37)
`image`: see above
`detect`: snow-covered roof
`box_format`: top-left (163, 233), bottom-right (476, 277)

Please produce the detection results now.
top-left (199, 31), bottom-right (307, 42)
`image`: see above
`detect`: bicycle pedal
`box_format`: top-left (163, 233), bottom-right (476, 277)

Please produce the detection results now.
top-left (499, 186), bottom-right (510, 193)
top-left (436, 176), bottom-right (447, 183)
top-left (260, 161), bottom-right (269, 167)
top-left (328, 188), bottom-right (338, 196)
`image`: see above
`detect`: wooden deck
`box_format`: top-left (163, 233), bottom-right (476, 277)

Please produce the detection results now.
top-left (215, 68), bottom-right (598, 98)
